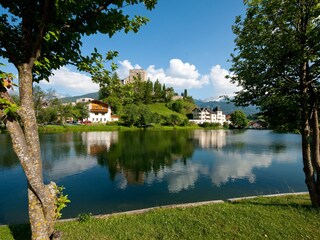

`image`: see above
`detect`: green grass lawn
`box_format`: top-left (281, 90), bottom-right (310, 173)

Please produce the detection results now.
top-left (147, 103), bottom-right (186, 118)
top-left (1, 194), bottom-right (319, 240)
top-left (38, 123), bottom-right (128, 133)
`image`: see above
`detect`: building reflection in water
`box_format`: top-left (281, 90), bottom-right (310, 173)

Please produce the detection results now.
top-left (39, 130), bottom-right (298, 193)
top-left (193, 130), bottom-right (227, 149)
top-left (44, 132), bottom-right (119, 180)
top-left (81, 132), bottom-right (118, 156)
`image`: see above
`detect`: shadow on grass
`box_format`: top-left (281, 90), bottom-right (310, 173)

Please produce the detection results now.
top-left (8, 223), bottom-right (31, 240)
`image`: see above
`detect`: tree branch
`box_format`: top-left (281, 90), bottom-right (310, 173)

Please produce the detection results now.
top-left (62, 0), bottom-right (115, 31)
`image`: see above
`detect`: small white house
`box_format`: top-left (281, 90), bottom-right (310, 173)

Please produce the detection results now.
top-left (190, 107), bottom-right (226, 125)
top-left (81, 99), bottom-right (118, 123)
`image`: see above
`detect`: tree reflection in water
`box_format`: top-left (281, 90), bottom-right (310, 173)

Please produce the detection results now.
top-left (0, 134), bottom-right (19, 169)
top-left (96, 131), bottom-right (195, 184)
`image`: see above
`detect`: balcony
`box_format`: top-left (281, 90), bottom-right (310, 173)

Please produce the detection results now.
top-left (90, 107), bottom-right (108, 113)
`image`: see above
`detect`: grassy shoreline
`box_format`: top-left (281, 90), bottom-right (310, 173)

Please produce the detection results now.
top-left (1, 194), bottom-right (319, 240)
top-left (37, 123), bottom-right (205, 133)
top-left (1, 123), bottom-right (229, 134)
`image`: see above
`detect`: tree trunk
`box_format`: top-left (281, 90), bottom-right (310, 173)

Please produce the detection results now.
top-left (5, 64), bottom-right (57, 239)
top-left (310, 101), bottom-right (320, 205)
top-left (300, 63), bottom-right (320, 208)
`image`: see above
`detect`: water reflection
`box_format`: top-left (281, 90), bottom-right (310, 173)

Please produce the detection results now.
top-left (129, 130), bottom-right (300, 191)
top-left (0, 134), bottom-right (19, 168)
top-left (193, 130), bottom-right (227, 149)
top-left (0, 130), bottom-right (305, 224)
top-left (97, 131), bottom-right (195, 186)
top-left (81, 132), bottom-right (118, 156)
top-left (0, 130), bottom-right (300, 191)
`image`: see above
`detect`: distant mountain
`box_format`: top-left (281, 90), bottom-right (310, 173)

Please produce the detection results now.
top-left (194, 99), bottom-right (259, 116)
top-left (201, 96), bottom-right (227, 102)
top-left (60, 92), bottom-right (99, 103)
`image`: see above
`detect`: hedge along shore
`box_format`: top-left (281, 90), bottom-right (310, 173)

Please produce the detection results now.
top-left (56, 192), bottom-right (309, 223)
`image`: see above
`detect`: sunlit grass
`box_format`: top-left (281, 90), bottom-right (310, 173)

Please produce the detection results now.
top-left (1, 194), bottom-right (319, 240)
top-left (38, 123), bottom-right (123, 133)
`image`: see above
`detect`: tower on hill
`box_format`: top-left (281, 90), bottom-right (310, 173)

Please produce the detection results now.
top-left (123, 69), bottom-right (147, 84)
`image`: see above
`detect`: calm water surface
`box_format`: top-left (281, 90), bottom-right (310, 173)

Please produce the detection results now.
top-left (0, 130), bottom-right (306, 224)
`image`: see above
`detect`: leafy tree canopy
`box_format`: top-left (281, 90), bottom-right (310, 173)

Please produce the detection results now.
top-left (229, 0), bottom-right (320, 207)
top-left (229, 0), bottom-right (320, 132)
top-left (230, 110), bottom-right (248, 129)
top-left (1, 0), bottom-right (157, 81)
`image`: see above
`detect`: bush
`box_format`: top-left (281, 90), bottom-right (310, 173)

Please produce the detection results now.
top-left (200, 122), bottom-right (221, 129)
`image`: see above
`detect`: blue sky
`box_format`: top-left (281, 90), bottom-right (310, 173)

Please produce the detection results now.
top-left (3, 1), bottom-right (246, 100)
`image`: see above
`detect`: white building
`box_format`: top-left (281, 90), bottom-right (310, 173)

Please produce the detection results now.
top-left (76, 98), bottom-right (118, 123)
top-left (190, 107), bottom-right (226, 125)
top-left (76, 97), bottom-right (94, 103)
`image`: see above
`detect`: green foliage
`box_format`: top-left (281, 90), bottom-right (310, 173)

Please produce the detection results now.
top-left (122, 104), bottom-right (140, 126)
top-left (1, 1), bottom-right (157, 82)
top-left (170, 101), bottom-right (183, 113)
top-left (200, 122), bottom-right (221, 129)
top-left (32, 86), bottom-right (91, 124)
top-left (97, 130), bottom-right (195, 180)
top-left (164, 114), bottom-right (184, 126)
top-left (54, 185), bottom-right (70, 219)
top-left (72, 102), bottom-right (89, 121)
top-left (122, 103), bottom-right (161, 127)
top-left (229, 0), bottom-right (320, 132)
top-left (99, 72), bottom-right (173, 106)
top-left (0, 98), bottom-right (19, 119)
top-left (0, 70), bottom-right (19, 120)
top-left (77, 213), bottom-right (93, 223)
top-left (166, 99), bottom-right (196, 115)
top-left (230, 110), bottom-right (249, 129)
top-left (146, 103), bottom-right (189, 125)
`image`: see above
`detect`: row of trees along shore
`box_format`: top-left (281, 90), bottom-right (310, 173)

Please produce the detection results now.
top-left (1, 0), bottom-right (320, 239)
top-left (33, 86), bottom-right (89, 124)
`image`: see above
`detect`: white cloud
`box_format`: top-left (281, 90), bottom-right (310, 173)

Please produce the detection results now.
top-left (39, 66), bottom-right (99, 96)
top-left (146, 59), bottom-right (208, 89)
top-left (116, 60), bottom-right (141, 79)
top-left (167, 59), bottom-right (200, 79)
top-left (35, 60), bottom-right (240, 99)
top-left (117, 59), bottom-right (240, 98)
top-left (205, 65), bottom-right (241, 98)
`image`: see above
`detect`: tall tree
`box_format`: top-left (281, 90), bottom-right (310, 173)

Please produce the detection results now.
top-left (230, 110), bottom-right (248, 129)
top-left (144, 79), bottom-right (153, 104)
top-left (230, 0), bottom-right (320, 207)
top-left (72, 102), bottom-right (89, 122)
top-left (0, 1), bottom-right (157, 239)
top-left (153, 79), bottom-right (162, 102)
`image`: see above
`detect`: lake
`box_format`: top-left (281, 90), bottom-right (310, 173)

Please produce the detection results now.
top-left (0, 129), bottom-right (307, 224)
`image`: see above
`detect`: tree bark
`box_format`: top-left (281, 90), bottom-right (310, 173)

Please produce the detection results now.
top-left (310, 97), bottom-right (320, 205)
top-left (300, 62), bottom-right (320, 207)
top-left (4, 64), bottom-right (57, 239)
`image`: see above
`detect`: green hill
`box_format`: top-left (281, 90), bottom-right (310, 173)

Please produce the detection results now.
top-left (59, 91), bottom-right (257, 117)
top-left (147, 103), bottom-right (186, 119)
